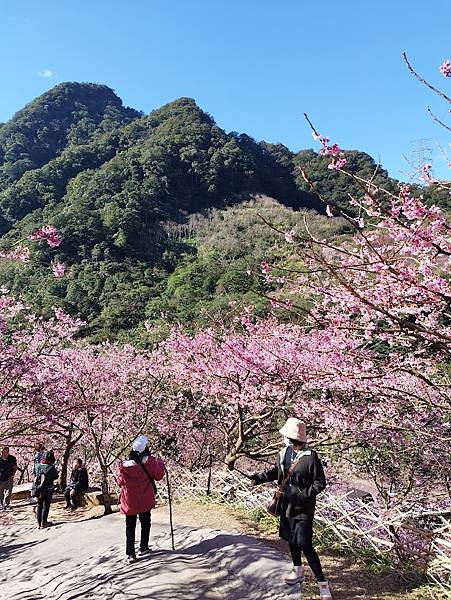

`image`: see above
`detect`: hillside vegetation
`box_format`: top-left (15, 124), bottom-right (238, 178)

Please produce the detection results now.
top-left (0, 82), bottom-right (445, 339)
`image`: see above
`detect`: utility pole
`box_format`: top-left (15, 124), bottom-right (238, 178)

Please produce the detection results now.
top-left (409, 138), bottom-right (433, 182)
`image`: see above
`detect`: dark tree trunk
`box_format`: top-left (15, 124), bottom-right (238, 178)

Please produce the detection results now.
top-left (60, 428), bottom-right (82, 489)
top-left (101, 466), bottom-right (112, 515)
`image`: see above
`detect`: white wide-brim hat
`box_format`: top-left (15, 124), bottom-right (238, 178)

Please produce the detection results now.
top-left (132, 434), bottom-right (148, 453)
top-left (279, 418), bottom-right (307, 443)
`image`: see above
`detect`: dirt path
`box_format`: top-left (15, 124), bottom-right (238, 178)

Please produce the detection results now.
top-left (0, 495), bottom-right (438, 599)
top-left (169, 500), bottom-right (437, 600)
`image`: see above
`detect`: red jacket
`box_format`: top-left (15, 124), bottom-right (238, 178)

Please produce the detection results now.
top-left (116, 455), bottom-right (165, 515)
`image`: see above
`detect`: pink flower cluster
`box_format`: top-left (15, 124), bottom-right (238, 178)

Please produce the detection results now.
top-left (0, 246), bottom-right (30, 263)
top-left (1, 226), bottom-right (63, 277)
top-left (439, 59), bottom-right (451, 77)
top-left (51, 261), bottom-right (66, 278)
top-left (420, 163), bottom-right (434, 185)
top-left (260, 261), bottom-right (273, 282)
top-left (313, 132), bottom-right (348, 171)
top-left (28, 225), bottom-right (62, 248)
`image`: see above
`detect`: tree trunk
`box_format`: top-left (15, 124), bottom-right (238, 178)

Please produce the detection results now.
top-left (224, 405), bottom-right (245, 470)
top-left (60, 433), bottom-right (73, 490)
top-left (60, 428), bottom-right (82, 489)
top-left (101, 466), bottom-right (112, 515)
top-left (224, 453), bottom-right (238, 470)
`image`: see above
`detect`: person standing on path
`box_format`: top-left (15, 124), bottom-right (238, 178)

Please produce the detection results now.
top-left (0, 446), bottom-right (17, 511)
top-left (33, 442), bottom-right (46, 476)
top-left (64, 458), bottom-right (89, 509)
top-left (35, 450), bottom-right (59, 529)
top-left (29, 442), bottom-right (46, 506)
top-left (251, 418), bottom-right (333, 600)
top-left (116, 435), bottom-right (165, 564)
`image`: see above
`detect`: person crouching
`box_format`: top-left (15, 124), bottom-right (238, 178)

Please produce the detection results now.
top-left (116, 435), bottom-right (165, 564)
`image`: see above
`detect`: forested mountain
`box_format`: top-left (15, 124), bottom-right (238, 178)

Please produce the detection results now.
top-left (0, 83), bottom-right (445, 340)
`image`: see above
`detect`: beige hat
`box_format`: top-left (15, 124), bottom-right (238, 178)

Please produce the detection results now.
top-left (279, 418), bottom-right (307, 443)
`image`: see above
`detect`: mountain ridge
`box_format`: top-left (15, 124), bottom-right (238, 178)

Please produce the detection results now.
top-left (0, 83), bottom-right (445, 340)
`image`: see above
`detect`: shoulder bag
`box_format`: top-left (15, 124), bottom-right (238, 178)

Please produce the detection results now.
top-left (267, 456), bottom-right (302, 517)
top-left (139, 461), bottom-right (157, 495)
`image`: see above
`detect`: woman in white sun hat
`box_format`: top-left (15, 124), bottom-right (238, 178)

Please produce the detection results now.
top-left (251, 417), bottom-right (332, 599)
top-left (116, 434), bottom-right (165, 563)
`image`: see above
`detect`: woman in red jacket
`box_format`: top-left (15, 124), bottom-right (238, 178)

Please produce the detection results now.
top-left (116, 435), bottom-right (165, 563)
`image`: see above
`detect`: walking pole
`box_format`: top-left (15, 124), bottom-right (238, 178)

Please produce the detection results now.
top-left (164, 465), bottom-right (175, 551)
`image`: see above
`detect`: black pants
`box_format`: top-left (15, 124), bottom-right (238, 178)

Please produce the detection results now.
top-left (36, 490), bottom-right (53, 526)
top-left (125, 511), bottom-right (151, 557)
top-left (288, 520), bottom-right (325, 582)
top-left (64, 485), bottom-right (83, 507)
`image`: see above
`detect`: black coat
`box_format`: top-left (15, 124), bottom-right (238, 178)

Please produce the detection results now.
top-left (253, 446), bottom-right (326, 519)
top-left (35, 463), bottom-right (59, 491)
top-left (68, 467), bottom-right (89, 492)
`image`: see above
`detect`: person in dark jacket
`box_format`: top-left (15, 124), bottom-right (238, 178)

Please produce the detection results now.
top-left (116, 435), bottom-right (165, 564)
top-left (64, 458), bottom-right (89, 509)
top-left (33, 442), bottom-right (46, 476)
top-left (0, 446), bottom-right (17, 511)
top-left (29, 442), bottom-right (46, 506)
top-left (251, 418), bottom-right (332, 599)
top-left (34, 450), bottom-right (59, 529)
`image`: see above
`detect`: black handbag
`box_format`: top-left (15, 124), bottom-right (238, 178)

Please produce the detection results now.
top-left (267, 457), bottom-right (302, 517)
top-left (32, 472), bottom-right (46, 498)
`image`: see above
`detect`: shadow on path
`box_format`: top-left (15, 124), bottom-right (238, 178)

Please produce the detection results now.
top-left (0, 539), bottom-right (42, 560)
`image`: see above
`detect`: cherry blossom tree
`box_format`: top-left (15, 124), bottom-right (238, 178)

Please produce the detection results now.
top-left (252, 56), bottom-right (451, 508)
top-left (41, 343), bottom-right (168, 513)
top-left (159, 56), bottom-right (451, 510)
top-left (0, 226), bottom-right (73, 480)
top-left (160, 315), bottom-right (308, 470)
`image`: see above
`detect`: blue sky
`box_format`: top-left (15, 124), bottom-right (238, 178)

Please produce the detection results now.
top-left (1, 0), bottom-right (449, 180)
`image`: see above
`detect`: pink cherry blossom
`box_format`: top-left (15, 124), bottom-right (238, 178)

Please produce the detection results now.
top-left (313, 133), bottom-right (348, 172)
top-left (420, 163), bottom-right (434, 185)
top-left (260, 261), bottom-right (274, 282)
top-left (52, 261), bottom-right (66, 278)
top-left (327, 157), bottom-right (348, 171)
top-left (28, 225), bottom-right (62, 248)
top-left (0, 246), bottom-right (30, 262)
top-left (439, 59), bottom-right (451, 77)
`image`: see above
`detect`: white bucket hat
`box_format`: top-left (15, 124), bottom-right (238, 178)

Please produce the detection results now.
top-left (132, 434), bottom-right (148, 453)
top-left (279, 418), bottom-right (307, 443)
